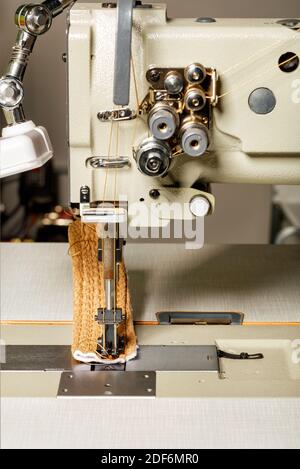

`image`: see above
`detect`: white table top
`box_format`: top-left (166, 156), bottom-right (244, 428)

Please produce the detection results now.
top-left (1, 397), bottom-right (299, 449)
top-left (1, 242), bottom-right (300, 322)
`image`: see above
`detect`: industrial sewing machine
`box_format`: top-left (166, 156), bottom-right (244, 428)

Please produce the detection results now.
top-left (0, 1), bottom-right (300, 398)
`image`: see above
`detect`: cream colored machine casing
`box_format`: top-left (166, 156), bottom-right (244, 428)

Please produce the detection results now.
top-left (68, 3), bottom-right (300, 215)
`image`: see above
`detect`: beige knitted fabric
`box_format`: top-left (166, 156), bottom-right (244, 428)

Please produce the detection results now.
top-left (69, 220), bottom-right (137, 363)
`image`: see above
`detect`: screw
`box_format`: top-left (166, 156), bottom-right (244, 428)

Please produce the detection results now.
top-left (147, 157), bottom-right (160, 172)
top-left (62, 53), bottom-right (67, 63)
top-left (149, 189), bottom-right (160, 199)
top-left (149, 69), bottom-right (160, 82)
top-left (164, 71), bottom-right (183, 94)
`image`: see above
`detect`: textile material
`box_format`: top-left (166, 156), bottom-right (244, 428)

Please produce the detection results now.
top-left (69, 220), bottom-right (137, 363)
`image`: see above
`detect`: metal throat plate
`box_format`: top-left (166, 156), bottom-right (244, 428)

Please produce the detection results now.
top-left (58, 371), bottom-right (156, 398)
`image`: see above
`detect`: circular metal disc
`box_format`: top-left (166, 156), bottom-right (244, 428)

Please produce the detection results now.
top-left (248, 88), bottom-right (276, 115)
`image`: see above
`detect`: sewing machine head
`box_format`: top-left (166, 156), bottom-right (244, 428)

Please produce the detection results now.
top-left (66, 1), bottom-right (300, 236)
top-left (1, 1), bottom-right (300, 236)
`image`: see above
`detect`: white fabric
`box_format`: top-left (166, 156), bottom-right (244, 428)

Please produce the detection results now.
top-left (73, 348), bottom-right (137, 364)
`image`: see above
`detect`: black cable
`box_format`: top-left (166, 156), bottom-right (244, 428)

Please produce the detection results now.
top-left (217, 350), bottom-right (264, 360)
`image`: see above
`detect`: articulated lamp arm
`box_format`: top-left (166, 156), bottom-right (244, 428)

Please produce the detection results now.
top-left (0, 0), bottom-right (77, 177)
top-left (0, 0), bottom-right (76, 125)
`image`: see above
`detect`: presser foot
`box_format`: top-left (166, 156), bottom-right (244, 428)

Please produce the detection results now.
top-left (95, 307), bottom-right (125, 358)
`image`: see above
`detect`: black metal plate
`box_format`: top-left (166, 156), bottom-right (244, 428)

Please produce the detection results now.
top-left (127, 345), bottom-right (218, 372)
top-left (0, 345), bottom-right (125, 371)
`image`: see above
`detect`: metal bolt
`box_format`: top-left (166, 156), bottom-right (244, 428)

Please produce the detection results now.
top-left (147, 157), bottom-right (160, 172)
top-left (33, 8), bottom-right (48, 27)
top-left (184, 63), bottom-right (206, 85)
top-left (26, 5), bottom-right (52, 34)
top-left (164, 71), bottom-right (183, 94)
top-left (149, 69), bottom-right (160, 82)
top-left (0, 77), bottom-right (23, 109)
top-left (184, 88), bottom-right (206, 111)
top-left (149, 189), bottom-right (160, 199)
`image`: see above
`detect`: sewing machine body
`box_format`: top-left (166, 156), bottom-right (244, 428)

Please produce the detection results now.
top-left (69, 3), bottom-right (300, 219)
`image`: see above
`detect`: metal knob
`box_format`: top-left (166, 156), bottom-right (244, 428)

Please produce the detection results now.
top-left (135, 137), bottom-right (171, 177)
top-left (184, 63), bottom-right (206, 85)
top-left (184, 87), bottom-right (206, 111)
top-left (180, 121), bottom-right (209, 157)
top-left (189, 196), bottom-right (211, 217)
top-left (164, 71), bottom-right (184, 94)
top-left (148, 103), bottom-right (179, 140)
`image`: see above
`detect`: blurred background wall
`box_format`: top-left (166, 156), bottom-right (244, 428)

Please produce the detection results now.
top-left (1, 0), bottom-right (300, 243)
